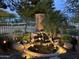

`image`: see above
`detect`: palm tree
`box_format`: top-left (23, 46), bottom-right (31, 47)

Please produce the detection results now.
top-left (43, 10), bottom-right (67, 37)
top-left (9, 0), bottom-right (53, 31)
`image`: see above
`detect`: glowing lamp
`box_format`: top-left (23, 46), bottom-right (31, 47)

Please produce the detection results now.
top-left (3, 40), bottom-right (7, 44)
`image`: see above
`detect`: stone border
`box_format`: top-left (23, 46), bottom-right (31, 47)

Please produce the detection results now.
top-left (26, 49), bottom-right (58, 57)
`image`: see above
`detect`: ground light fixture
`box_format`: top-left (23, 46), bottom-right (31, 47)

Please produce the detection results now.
top-left (3, 40), bottom-right (7, 44)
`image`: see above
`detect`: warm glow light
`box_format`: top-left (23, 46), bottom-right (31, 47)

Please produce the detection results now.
top-left (3, 40), bottom-right (7, 44)
top-left (38, 38), bottom-right (41, 40)
top-left (57, 45), bottom-right (67, 54)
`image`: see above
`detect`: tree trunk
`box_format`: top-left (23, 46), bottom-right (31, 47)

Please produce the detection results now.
top-left (35, 14), bottom-right (45, 31)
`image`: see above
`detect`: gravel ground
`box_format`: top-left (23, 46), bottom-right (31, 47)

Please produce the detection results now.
top-left (59, 52), bottom-right (77, 59)
top-left (0, 49), bottom-right (24, 59)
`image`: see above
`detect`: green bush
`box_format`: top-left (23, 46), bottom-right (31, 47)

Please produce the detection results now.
top-left (22, 34), bottom-right (30, 41)
top-left (68, 29), bottom-right (78, 36)
top-left (61, 34), bottom-right (72, 43)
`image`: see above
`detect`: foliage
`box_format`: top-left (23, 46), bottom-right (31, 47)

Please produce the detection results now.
top-left (63, 25), bottom-right (79, 36)
top-left (67, 29), bottom-right (78, 36)
top-left (66, 0), bottom-right (79, 13)
top-left (22, 34), bottom-right (30, 41)
top-left (16, 0), bottom-right (53, 18)
top-left (70, 16), bottom-right (79, 23)
top-left (66, 0), bottom-right (79, 23)
top-left (1, 0), bottom-right (54, 19)
top-left (32, 0), bottom-right (53, 14)
top-left (44, 10), bottom-right (67, 34)
top-left (61, 34), bottom-right (72, 43)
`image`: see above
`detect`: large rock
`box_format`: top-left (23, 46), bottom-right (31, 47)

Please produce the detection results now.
top-left (13, 43), bottom-right (24, 51)
top-left (63, 42), bottom-right (72, 49)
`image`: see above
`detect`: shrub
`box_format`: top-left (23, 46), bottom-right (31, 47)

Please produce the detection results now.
top-left (61, 34), bottom-right (72, 43)
top-left (22, 34), bottom-right (30, 42)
